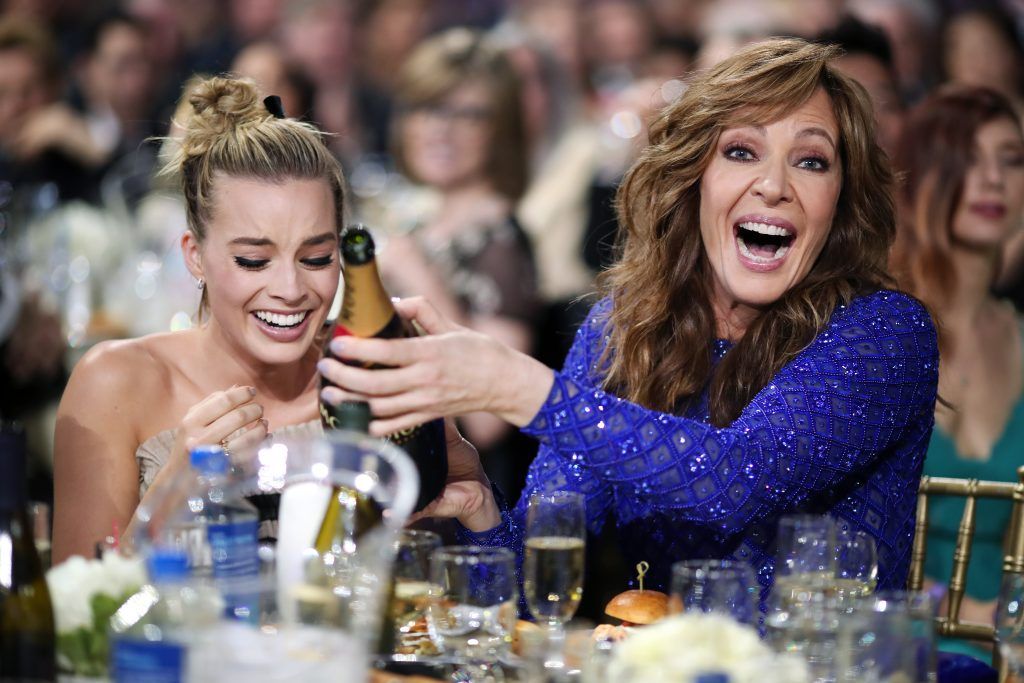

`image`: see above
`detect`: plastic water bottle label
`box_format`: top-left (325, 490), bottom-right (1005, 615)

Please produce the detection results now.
top-left (111, 637), bottom-right (185, 683)
top-left (208, 519), bottom-right (259, 578)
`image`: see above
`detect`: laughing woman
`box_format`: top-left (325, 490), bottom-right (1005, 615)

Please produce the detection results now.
top-left (52, 76), bottom-right (345, 563)
top-left (318, 38), bottom-right (940, 597)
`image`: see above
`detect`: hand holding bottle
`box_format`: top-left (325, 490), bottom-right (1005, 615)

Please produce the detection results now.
top-left (317, 296), bottom-right (554, 437)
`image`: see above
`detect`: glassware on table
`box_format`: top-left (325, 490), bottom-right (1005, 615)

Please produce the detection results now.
top-left (28, 501), bottom-right (51, 570)
top-left (427, 546), bottom-right (518, 680)
top-left (832, 528), bottom-right (878, 606)
top-left (838, 591), bottom-right (936, 683)
top-left (523, 490), bottom-right (586, 673)
top-left (670, 559), bottom-right (758, 625)
top-left (773, 514), bottom-right (838, 607)
top-left (386, 529), bottom-right (442, 656)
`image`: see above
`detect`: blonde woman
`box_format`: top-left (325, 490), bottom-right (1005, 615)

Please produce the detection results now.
top-left (53, 77), bottom-right (346, 562)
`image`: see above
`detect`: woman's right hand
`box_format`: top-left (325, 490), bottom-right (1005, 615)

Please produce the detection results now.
top-left (171, 385), bottom-right (268, 472)
top-left (410, 418), bottom-right (502, 532)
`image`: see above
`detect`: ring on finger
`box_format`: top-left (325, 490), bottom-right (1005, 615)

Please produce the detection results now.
top-left (220, 438), bottom-right (233, 461)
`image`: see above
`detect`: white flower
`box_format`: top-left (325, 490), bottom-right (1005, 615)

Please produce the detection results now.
top-left (45, 553), bottom-right (145, 634)
top-left (608, 613), bottom-right (809, 683)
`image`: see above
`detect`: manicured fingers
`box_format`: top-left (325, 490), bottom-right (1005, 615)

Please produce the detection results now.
top-left (317, 358), bottom-right (422, 397)
top-left (393, 297), bottom-right (457, 335)
top-left (190, 386), bottom-right (258, 425)
top-left (224, 419), bottom-right (270, 466)
top-left (204, 402), bottom-right (264, 444)
top-left (326, 335), bottom-right (422, 368)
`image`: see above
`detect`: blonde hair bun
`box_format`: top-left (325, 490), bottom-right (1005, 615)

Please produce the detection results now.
top-left (182, 76), bottom-right (266, 157)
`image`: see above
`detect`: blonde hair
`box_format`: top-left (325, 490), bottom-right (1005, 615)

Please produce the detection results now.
top-left (162, 75), bottom-right (346, 313)
top-left (600, 38), bottom-right (896, 425)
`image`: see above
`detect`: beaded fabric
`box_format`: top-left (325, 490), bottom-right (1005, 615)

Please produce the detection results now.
top-left (458, 290), bottom-right (939, 605)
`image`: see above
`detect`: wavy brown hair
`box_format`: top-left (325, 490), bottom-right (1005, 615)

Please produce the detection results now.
top-left (600, 38), bottom-right (896, 426)
top-left (889, 86), bottom-right (1022, 321)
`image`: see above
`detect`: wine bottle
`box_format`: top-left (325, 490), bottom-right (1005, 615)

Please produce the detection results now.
top-left (0, 422), bottom-right (56, 683)
top-left (320, 224), bottom-right (448, 511)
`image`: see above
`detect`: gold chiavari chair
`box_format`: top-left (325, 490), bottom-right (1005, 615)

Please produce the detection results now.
top-left (907, 466), bottom-right (1024, 680)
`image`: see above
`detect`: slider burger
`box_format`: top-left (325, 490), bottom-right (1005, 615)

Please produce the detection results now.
top-left (594, 561), bottom-right (668, 642)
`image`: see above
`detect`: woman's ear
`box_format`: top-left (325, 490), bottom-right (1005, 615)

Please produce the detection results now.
top-left (181, 231), bottom-right (203, 282)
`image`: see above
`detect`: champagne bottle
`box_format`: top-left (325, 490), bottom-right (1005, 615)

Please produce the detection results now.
top-left (320, 224), bottom-right (448, 511)
top-left (0, 422), bottom-right (56, 683)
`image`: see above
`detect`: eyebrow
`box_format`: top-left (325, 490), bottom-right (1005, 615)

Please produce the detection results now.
top-left (229, 232), bottom-right (338, 247)
top-left (740, 125), bottom-right (837, 151)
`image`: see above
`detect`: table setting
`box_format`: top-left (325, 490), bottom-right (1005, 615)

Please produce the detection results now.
top-left (35, 430), bottom-right (1005, 683)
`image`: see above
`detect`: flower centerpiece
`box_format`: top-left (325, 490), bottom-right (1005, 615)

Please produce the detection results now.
top-left (607, 612), bottom-right (809, 683)
top-left (45, 552), bottom-right (146, 678)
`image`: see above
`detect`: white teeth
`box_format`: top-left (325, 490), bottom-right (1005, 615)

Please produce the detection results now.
top-left (738, 221), bottom-right (792, 237)
top-left (738, 237), bottom-right (790, 263)
top-left (254, 310), bottom-right (307, 327)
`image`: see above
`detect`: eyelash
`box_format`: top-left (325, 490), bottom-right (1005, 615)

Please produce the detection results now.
top-left (233, 255), bottom-right (335, 270)
top-left (723, 144), bottom-right (831, 172)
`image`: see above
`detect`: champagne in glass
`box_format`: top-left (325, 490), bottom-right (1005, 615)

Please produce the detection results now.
top-left (524, 491), bottom-right (586, 672)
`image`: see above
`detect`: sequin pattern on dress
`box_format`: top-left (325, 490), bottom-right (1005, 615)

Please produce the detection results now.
top-left (458, 290), bottom-right (938, 606)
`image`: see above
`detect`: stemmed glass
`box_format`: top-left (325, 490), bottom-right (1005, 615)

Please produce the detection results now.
top-left (427, 546), bottom-right (518, 680)
top-left (523, 491), bottom-right (586, 673)
top-left (833, 528), bottom-right (878, 606)
top-left (670, 559), bottom-right (758, 625)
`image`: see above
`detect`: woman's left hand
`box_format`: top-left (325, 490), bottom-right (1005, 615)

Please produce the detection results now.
top-left (317, 297), bottom-right (554, 436)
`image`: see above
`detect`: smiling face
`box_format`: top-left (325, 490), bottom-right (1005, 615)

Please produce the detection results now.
top-left (950, 116), bottom-right (1024, 250)
top-left (699, 89), bottom-right (843, 335)
top-left (183, 176), bottom-right (340, 367)
top-left (400, 80), bottom-right (494, 192)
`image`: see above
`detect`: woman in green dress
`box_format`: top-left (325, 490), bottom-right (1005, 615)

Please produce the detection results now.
top-left (891, 85), bottom-right (1024, 659)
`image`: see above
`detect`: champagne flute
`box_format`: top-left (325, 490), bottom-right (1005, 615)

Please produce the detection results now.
top-left (523, 491), bottom-right (586, 672)
top-left (427, 546), bottom-right (517, 680)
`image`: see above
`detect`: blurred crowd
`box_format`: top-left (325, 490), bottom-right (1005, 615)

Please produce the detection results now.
top-left (1, 0), bottom-right (1023, 570)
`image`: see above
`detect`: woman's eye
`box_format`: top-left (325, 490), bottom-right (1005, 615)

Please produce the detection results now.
top-left (797, 156), bottom-right (830, 172)
top-left (725, 145), bottom-right (755, 161)
top-left (302, 255), bottom-right (335, 268)
top-left (234, 256), bottom-right (269, 270)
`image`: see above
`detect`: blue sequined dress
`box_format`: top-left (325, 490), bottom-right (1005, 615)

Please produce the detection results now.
top-left (458, 290), bottom-right (939, 601)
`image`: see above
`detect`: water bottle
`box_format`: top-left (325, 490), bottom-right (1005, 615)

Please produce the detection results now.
top-left (167, 445), bottom-right (260, 620)
top-left (109, 550), bottom-right (222, 682)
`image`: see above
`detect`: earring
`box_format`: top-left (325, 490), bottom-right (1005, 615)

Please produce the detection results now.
top-left (196, 278), bottom-right (205, 290)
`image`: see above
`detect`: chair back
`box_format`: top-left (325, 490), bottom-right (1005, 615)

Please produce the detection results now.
top-left (908, 466), bottom-right (1024, 678)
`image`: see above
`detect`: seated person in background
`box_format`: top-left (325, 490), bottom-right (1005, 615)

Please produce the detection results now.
top-left (376, 28), bottom-right (541, 496)
top-left (890, 86), bottom-right (1024, 658)
top-left (319, 38), bottom-right (940, 599)
top-left (52, 75), bottom-right (347, 562)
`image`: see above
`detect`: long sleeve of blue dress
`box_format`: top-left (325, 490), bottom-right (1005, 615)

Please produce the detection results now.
top-left (458, 290), bottom-right (938, 597)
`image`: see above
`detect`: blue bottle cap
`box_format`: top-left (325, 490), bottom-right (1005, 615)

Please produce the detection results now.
top-left (695, 674), bottom-right (730, 683)
top-left (147, 549), bottom-right (189, 581)
top-left (190, 444), bottom-right (228, 475)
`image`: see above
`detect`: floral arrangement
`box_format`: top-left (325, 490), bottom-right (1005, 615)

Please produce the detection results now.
top-left (45, 552), bottom-right (146, 677)
top-left (607, 613), bottom-right (809, 683)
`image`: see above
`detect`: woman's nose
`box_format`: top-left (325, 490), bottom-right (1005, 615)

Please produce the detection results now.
top-left (752, 161), bottom-right (793, 205)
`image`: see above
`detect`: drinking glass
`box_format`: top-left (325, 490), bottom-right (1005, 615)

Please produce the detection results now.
top-left (523, 491), bottom-right (586, 672)
top-left (670, 559), bottom-right (758, 625)
top-left (833, 528), bottom-right (878, 606)
top-left (427, 546), bottom-right (518, 679)
top-left (839, 591), bottom-right (936, 683)
top-left (773, 514), bottom-right (837, 606)
top-left (387, 529), bottom-right (442, 656)
top-left (28, 502), bottom-right (51, 570)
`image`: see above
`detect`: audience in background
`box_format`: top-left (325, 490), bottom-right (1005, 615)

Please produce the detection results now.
top-left (890, 86), bottom-right (1024, 659)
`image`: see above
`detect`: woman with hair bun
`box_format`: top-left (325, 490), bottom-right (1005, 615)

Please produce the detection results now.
top-left (319, 38), bottom-right (941, 598)
top-left (52, 76), bottom-right (346, 563)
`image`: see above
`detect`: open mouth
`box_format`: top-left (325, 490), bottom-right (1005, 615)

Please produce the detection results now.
top-left (735, 221), bottom-right (795, 264)
top-left (253, 310), bottom-right (309, 329)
